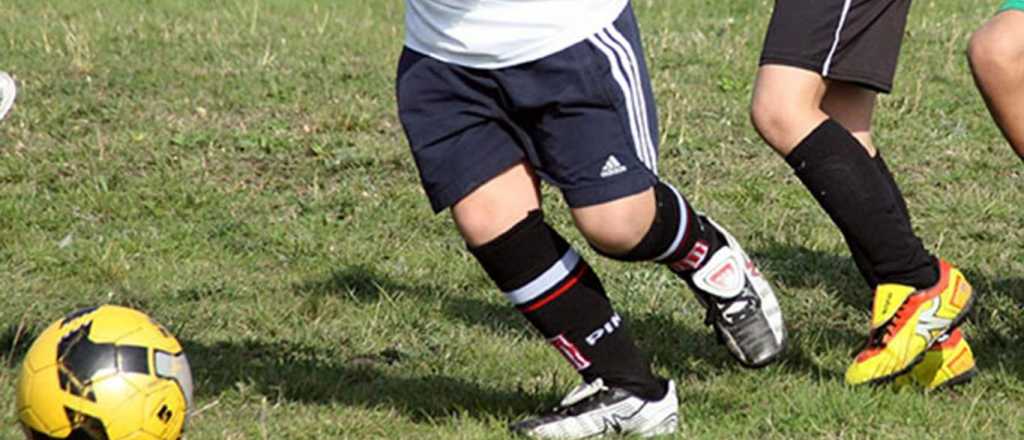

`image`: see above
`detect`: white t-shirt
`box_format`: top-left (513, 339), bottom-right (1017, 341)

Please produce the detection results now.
top-left (404, 0), bottom-right (629, 69)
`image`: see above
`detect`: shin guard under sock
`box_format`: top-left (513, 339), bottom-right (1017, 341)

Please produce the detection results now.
top-left (469, 210), bottom-right (665, 400)
top-left (595, 182), bottom-right (723, 274)
top-left (785, 120), bottom-right (938, 289)
top-left (845, 153), bottom-right (920, 288)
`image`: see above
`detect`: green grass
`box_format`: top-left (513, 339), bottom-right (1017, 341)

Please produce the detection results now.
top-left (2, 0), bottom-right (1023, 438)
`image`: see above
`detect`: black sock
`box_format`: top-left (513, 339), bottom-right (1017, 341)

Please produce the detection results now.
top-left (845, 153), bottom-right (916, 288)
top-left (874, 153), bottom-right (911, 220)
top-left (785, 119), bottom-right (938, 289)
top-left (595, 182), bottom-right (723, 274)
top-left (841, 229), bottom-right (879, 288)
top-left (469, 210), bottom-right (665, 400)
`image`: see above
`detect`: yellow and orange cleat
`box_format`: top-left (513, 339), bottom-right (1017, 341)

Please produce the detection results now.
top-left (894, 327), bottom-right (977, 390)
top-left (846, 259), bottom-right (975, 385)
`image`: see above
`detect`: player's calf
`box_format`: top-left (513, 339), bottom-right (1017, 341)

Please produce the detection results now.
top-left (469, 210), bottom-right (668, 401)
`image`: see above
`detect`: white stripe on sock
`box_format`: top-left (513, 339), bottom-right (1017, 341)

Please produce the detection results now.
top-left (654, 183), bottom-right (690, 262)
top-left (504, 249), bottom-right (581, 305)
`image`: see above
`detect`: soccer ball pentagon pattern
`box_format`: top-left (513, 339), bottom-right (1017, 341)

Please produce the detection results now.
top-left (15, 305), bottom-right (194, 440)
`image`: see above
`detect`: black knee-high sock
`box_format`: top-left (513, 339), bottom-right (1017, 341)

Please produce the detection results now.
top-left (845, 153), bottom-right (916, 288)
top-left (469, 210), bottom-right (665, 400)
top-left (874, 153), bottom-right (911, 221)
top-left (594, 182), bottom-right (724, 274)
top-left (785, 119), bottom-right (937, 289)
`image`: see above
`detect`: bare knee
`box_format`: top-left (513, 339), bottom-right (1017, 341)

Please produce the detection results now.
top-left (750, 66), bottom-right (829, 155)
top-left (454, 205), bottom-right (530, 248)
top-left (968, 15), bottom-right (1024, 80)
top-left (579, 220), bottom-right (647, 256)
top-left (572, 189), bottom-right (655, 255)
top-left (452, 163), bottom-right (540, 247)
top-left (970, 31), bottom-right (1013, 77)
top-left (749, 94), bottom-right (793, 152)
top-left (749, 95), bottom-right (824, 155)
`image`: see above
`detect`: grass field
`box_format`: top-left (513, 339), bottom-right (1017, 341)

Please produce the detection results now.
top-left (2, 0), bottom-right (1024, 438)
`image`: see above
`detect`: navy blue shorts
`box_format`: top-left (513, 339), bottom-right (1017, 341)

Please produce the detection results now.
top-left (396, 4), bottom-right (660, 213)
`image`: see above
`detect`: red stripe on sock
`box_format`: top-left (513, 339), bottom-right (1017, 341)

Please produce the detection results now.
top-left (521, 264), bottom-right (588, 313)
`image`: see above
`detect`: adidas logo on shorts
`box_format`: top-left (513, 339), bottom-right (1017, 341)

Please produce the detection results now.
top-left (600, 155), bottom-right (628, 178)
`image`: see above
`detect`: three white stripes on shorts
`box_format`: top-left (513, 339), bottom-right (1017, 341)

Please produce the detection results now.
top-left (587, 25), bottom-right (658, 175)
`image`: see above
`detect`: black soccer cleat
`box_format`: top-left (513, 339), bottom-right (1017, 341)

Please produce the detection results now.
top-left (684, 216), bottom-right (786, 368)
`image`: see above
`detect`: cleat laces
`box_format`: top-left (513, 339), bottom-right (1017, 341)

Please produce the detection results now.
top-left (705, 292), bottom-right (760, 326)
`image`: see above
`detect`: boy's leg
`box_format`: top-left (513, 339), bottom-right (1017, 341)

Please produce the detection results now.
top-left (969, 7), bottom-right (1024, 159)
top-left (397, 46), bottom-right (674, 439)
top-left (751, 0), bottom-right (973, 385)
top-left (752, 65), bottom-right (936, 290)
top-left (821, 81), bottom-right (912, 288)
top-left (452, 163), bottom-right (543, 247)
top-left (461, 164), bottom-right (677, 439)
top-left (506, 3), bottom-right (784, 368)
top-left (456, 163), bottom-right (664, 400)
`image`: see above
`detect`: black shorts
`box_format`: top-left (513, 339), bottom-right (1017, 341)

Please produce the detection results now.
top-left (396, 4), bottom-right (659, 213)
top-left (759, 0), bottom-right (912, 93)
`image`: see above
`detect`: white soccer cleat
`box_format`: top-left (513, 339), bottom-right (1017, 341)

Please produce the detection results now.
top-left (510, 379), bottom-right (678, 439)
top-left (684, 216), bottom-right (786, 368)
top-left (0, 71), bottom-right (15, 121)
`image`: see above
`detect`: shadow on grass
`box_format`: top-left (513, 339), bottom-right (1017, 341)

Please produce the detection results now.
top-left (294, 263), bottom-right (409, 303)
top-left (753, 240), bottom-right (871, 311)
top-left (442, 295), bottom-right (735, 373)
top-left (184, 338), bottom-right (537, 421)
top-left (302, 261), bottom-right (849, 383)
top-left (0, 322), bottom-right (39, 368)
top-left (955, 273), bottom-right (1024, 377)
top-left (271, 256), bottom-right (1024, 421)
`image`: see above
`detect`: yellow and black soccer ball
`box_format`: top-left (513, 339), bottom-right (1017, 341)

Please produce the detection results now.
top-left (15, 305), bottom-right (194, 440)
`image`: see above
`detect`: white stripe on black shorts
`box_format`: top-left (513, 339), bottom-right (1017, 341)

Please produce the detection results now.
top-left (759, 0), bottom-right (912, 93)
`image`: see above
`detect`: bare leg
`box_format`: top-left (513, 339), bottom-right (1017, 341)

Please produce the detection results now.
top-left (749, 63), bottom-right (935, 290)
top-left (452, 162), bottom-right (541, 247)
top-left (821, 81), bottom-right (878, 156)
top-left (571, 188), bottom-right (655, 255)
top-left (968, 10), bottom-right (1024, 159)
top-left (750, 65), bottom-right (829, 155)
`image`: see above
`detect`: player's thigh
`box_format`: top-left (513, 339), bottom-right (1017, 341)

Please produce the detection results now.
top-left (511, 4), bottom-right (660, 249)
top-left (397, 47), bottom-right (534, 244)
